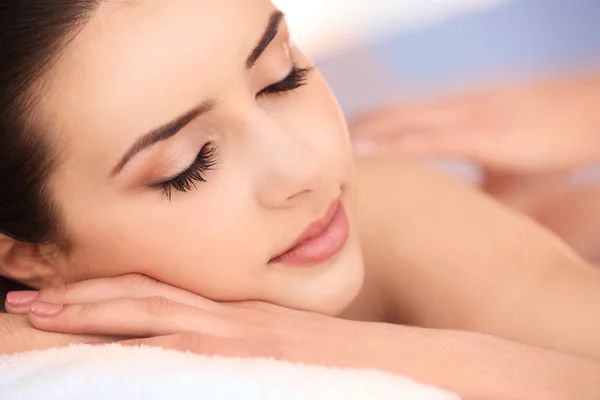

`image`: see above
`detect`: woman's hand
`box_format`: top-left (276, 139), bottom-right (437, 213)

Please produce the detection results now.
top-left (350, 74), bottom-right (600, 175)
top-left (6, 274), bottom-right (600, 399)
top-left (6, 274), bottom-right (316, 341)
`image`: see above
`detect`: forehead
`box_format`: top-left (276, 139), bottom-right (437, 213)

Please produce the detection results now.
top-left (39, 0), bottom-right (275, 150)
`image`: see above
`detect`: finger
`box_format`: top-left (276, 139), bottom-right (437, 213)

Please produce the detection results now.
top-left (5, 291), bottom-right (40, 315)
top-left (351, 112), bottom-right (474, 157)
top-left (33, 274), bottom-right (212, 309)
top-left (357, 128), bottom-right (504, 165)
top-left (27, 297), bottom-right (238, 338)
top-left (119, 332), bottom-right (281, 360)
top-left (350, 102), bottom-right (467, 141)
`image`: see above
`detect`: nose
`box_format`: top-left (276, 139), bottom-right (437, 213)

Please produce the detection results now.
top-left (253, 121), bottom-right (326, 209)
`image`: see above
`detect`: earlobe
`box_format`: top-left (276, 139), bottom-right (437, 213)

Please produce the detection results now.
top-left (0, 235), bottom-right (64, 289)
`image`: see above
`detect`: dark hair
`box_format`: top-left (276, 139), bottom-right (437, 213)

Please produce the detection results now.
top-left (0, 1), bottom-right (102, 246)
top-left (0, 2), bottom-right (104, 300)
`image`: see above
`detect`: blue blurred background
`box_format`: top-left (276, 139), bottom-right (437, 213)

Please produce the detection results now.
top-left (277, 0), bottom-right (600, 180)
top-left (310, 0), bottom-right (600, 117)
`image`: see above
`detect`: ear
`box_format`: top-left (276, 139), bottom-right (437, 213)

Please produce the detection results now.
top-left (0, 234), bottom-right (65, 289)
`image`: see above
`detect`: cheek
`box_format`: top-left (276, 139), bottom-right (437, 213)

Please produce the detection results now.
top-left (55, 71), bottom-right (354, 305)
top-left (301, 74), bottom-right (354, 171)
top-left (63, 186), bottom-right (267, 301)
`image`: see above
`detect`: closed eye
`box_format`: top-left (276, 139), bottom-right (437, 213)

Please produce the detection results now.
top-left (257, 66), bottom-right (313, 97)
top-left (147, 144), bottom-right (218, 200)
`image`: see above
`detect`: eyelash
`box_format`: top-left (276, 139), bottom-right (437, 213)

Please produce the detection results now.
top-left (149, 144), bottom-right (218, 200)
top-left (257, 66), bottom-right (313, 97)
top-left (152, 66), bottom-right (312, 200)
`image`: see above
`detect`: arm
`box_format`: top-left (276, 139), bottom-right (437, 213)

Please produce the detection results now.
top-left (5, 275), bottom-right (600, 399)
top-left (122, 325), bottom-right (600, 400)
top-left (354, 157), bottom-right (600, 360)
top-left (0, 313), bottom-right (90, 353)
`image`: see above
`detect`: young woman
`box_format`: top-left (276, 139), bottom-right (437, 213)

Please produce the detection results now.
top-left (1, 0), bottom-right (600, 397)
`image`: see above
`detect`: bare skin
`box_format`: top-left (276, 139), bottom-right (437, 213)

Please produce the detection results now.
top-left (350, 73), bottom-right (600, 262)
top-left (349, 158), bottom-right (600, 361)
top-left (1, 0), bottom-right (600, 396)
top-left (4, 272), bottom-right (600, 400)
top-left (6, 157), bottom-right (600, 361)
top-left (351, 73), bottom-right (600, 173)
top-left (5, 158), bottom-right (600, 399)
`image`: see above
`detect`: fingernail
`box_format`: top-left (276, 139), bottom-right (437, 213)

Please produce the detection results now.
top-left (30, 301), bottom-right (64, 317)
top-left (352, 140), bottom-right (377, 155)
top-left (84, 342), bottom-right (106, 346)
top-left (6, 291), bottom-right (39, 307)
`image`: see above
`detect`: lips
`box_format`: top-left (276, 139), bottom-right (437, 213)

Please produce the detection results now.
top-left (269, 199), bottom-right (350, 266)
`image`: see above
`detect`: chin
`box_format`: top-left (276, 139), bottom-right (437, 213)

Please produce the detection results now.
top-left (277, 235), bottom-right (365, 316)
top-left (311, 266), bottom-right (365, 316)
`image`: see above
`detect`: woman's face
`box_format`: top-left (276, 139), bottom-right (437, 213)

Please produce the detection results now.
top-left (38, 0), bottom-right (364, 315)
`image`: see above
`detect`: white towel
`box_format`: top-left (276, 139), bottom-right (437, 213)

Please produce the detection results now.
top-left (0, 344), bottom-right (459, 399)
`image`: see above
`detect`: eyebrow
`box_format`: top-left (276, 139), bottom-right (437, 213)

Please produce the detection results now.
top-left (246, 10), bottom-right (284, 68)
top-left (111, 99), bottom-right (216, 176)
top-left (112, 9), bottom-right (286, 176)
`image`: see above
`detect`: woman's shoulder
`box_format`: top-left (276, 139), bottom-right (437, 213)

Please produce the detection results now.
top-left (354, 156), bottom-right (518, 232)
top-left (351, 157), bottom-right (571, 326)
top-left (347, 157), bottom-right (467, 323)
top-left (354, 156), bottom-right (476, 203)
top-left (353, 156), bottom-right (481, 234)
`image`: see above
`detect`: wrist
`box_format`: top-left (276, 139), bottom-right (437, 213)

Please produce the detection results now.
top-left (0, 313), bottom-right (90, 354)
top-left (0, 314), bottom-right (34, 354)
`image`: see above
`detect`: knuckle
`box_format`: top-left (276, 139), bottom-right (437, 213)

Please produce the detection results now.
top-left (118, 274), bottom-right (165, 298)
top-left (39, 283), bottom-right (70, 302)
top-left (144, 296), bottom-right (175, 316)
top-left (119, 274), bottom-right (159, 290)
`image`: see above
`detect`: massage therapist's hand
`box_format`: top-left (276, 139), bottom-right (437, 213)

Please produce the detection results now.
top-left (6, 274), bottom-right (600, 399)
top-left (350, 74), bottom-right (600, 247)
top-left (350, 74), bottom-right (600, 175)
top-left (350, 75), bottom-right (600, 263)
